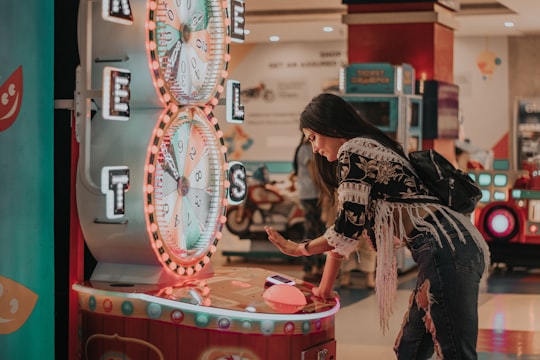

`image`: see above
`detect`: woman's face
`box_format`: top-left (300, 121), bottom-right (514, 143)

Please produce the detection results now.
top-left (302, 129), bottom-right (347, 162)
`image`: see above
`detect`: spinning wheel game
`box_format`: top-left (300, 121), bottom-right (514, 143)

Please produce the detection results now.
top-left (145, 106), bottom-right (227, 276)
top-left (72, 0), bottom-right (338, 359)
top-left (147, 0), bottom-right (229, 105)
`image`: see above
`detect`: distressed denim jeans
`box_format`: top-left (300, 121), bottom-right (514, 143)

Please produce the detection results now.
top-left (394, 212), bottom-right (486, 360)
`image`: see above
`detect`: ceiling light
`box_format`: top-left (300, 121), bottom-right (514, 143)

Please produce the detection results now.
top-left (323, 26), bottom-right (334, 33)
top-left (504, 21), bottom-right (514, 28)
top-left (269, 35), bottom-right (280, 42)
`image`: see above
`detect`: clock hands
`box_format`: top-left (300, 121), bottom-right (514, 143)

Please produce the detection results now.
top-left (162, 144), bottom-right (180, 181)
top-left (166, 41), bottom-right (183, 82)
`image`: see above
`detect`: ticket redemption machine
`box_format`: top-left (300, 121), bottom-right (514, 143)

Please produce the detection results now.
top-left (71, 1), bottom-right (338, 359)
top-left (337, 63), bottom-right (422, 273)
top-left (338, 63), bottom-right (423, 154)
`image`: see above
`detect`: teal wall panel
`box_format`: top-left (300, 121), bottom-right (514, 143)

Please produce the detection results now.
top-left (0, 0), bottom-right (55, 358)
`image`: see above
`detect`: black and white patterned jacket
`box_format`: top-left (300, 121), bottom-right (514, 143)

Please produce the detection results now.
top-left (322, 137), bottom-right (490, 331)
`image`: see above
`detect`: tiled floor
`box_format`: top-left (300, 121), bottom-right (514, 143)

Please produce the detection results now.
top-left (217, 235), bottom-right (540, 360)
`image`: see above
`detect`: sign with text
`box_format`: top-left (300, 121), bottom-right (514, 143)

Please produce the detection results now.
top-left (340, 62), bottom-right (415, 95)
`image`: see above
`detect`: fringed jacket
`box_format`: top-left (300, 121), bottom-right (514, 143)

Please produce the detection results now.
top-left (323, 137), bottom-right (490, 332)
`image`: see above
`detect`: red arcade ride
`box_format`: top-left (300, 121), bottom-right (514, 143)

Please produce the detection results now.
top-left (472, 98), bottom-right (540, 270)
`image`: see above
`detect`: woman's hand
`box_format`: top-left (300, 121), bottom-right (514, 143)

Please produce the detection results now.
top-left (311, 286), bottom-right (337, 301)
top-left (264, 226), bottom-right (299, 257)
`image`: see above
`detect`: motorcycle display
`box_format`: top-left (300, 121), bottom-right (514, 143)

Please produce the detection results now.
top-left (225, 165), bottom-right (306, 241)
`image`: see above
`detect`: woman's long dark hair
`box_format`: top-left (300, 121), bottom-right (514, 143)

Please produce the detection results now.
top-left (299, 93), bottom-right (405, 203)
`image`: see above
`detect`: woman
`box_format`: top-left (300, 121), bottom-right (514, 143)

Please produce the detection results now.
top-left (265, 93), bottom-right (490, 359)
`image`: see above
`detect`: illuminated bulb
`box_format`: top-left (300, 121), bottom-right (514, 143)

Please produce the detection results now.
top-left (220, 215), bottom-right (227, 223)
top-left (148, 22), bottom-right (156, 31)
top-left (157, 129), bottom-right (164, 137)
top-left (169, 262), bottom-right (177, 270)
top-left (211, 117), bottom-right (218, 125)
top-left (163, 94), bottom-right (171, 102)
top-left (195, 264), bottom-right (202, 272)
top-left (152, 61), bottom-right (159, 70)
top-left (222, 199), bottom-right (228, 206)
top-left (221, 70), bottom-right (229, 78)
top-left (157, 79), bottom-right (164, 87)
top-left (147, 204), bottom-right (154, 213)
top-left (210, 245), bottom-right (217, 253)
top-left (147, 165), bottom-right (155, 173)
top-left (217, 85), bottom-right (224, 93)
top-left (224, 54), bottom-right (231, 61)
top-left (217, 130), bottom-right (223, 137)
top-left (150, 223), bottom-right (158, 232)
top-left (151, 145), bottom-right (159, 153)
top-left (147, 184), bottom-right (154, 193)
top-left (155, 240), bottom-right (163, 248)
top-left (224, 180), bottom-right (230, 187)
top-left (211, 97), bottom-right (219, 105)
top-left (149, 1), bottom-right (156, 10)
top-left (216, 232), bottom-right (222, 240)
top-left (221, 146), bottom-right (227, 153)
top-left (225, 36), bottom-right (232, 44)
top-left (203, 256), bottom-right (210, 264)
top-left (178, 267), bottom-right (185, 275)
top-left (161, 253), bottom-right (170, 261)
top-left (170, 104), bottom-right (178, 113)
top-left (186, 267), bottom-right (194, 275)
top-left (204, 107), bottom-right (212, 115)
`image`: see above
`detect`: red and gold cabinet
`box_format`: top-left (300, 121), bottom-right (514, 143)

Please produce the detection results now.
top-left (74, 268), bottom-right (337, 359)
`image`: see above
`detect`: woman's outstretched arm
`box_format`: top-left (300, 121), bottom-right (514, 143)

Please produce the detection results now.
top-left (265, 226), bottom-right (342, 299)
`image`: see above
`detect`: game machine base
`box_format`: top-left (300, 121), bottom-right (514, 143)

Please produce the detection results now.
top-left (71, 0), bottom-right (338, 359)
top-left (74, 268), bottom-right (337, 360)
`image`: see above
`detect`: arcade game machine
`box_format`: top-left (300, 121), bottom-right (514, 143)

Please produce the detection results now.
top-left (338, 63), bottom-right (423, 153)
top-left (336, 63), bottom-right (422, 273)
top-left (471, 97), bottom-right (540, 269)
top-left (70, 0), bottom-right (339, 359)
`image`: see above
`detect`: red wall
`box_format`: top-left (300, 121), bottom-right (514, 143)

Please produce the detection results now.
top-left (348, 22), bottom-right (454, 82)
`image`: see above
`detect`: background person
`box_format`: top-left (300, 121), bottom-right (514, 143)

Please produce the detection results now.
top-left (265, 93), bottom-right (490, 360)
top-left (338, 233), bottom-right (376, 289)
top-left (290, 137), bottom-right (326, 281)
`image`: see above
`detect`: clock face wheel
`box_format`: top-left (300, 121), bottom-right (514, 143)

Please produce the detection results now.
top-left (147, 0), bottom-right (229, 105)
top-left (145, 106), bottom-right (227, 275)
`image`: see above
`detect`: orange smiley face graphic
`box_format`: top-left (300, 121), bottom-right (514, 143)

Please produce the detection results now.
top-left (0, 66), bottom-right (23, 132)
top-left (0, 275), bottom-right (38, 334)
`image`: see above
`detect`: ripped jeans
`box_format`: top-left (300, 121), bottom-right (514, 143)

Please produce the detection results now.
top-left (394, 212), bottom-right (486, 360)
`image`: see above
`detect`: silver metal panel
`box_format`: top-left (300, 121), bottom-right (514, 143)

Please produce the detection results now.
top-left (76, 109), bottom-right (163, 268)
top-left (78, 0), bottom-right (163, 109)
